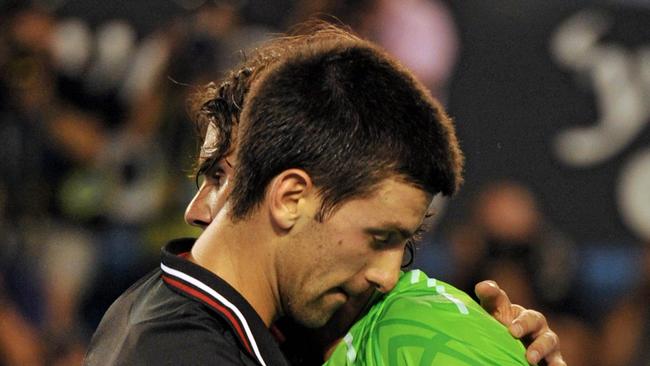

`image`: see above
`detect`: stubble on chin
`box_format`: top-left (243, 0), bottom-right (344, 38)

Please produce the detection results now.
top-left (286, 296), bottom-right (341, 329)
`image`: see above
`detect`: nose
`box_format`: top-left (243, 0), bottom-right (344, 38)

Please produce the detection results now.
top-left (184, 183), bottom-right (216, 229)
top-left (365, 247), bottom-right (403, 293)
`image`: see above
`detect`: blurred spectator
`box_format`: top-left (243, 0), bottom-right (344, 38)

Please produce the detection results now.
top-left (0, 6), bottom-right (104, 365)
top-left (0, 2), bottom-right (281, 364)
top-left (599, 244), bottom-right (650, 366)
top-left (551, 315), bottom-right (597, 366)
top-left (435, 180), bottom-right (595, 364)
top-left (0, 186), bottom-right (44, 365)
top-left (362, 0), bottom-right (459, 100)
top-left (289, 0), bottom-right (459, 100)
top-left (0, 294), bottom-right (44, 366)
top-left (442, 181), bottom-right (578, 311)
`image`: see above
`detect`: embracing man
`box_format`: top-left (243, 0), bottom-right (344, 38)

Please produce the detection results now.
top-left (85, 25), bottom-right (564, 365)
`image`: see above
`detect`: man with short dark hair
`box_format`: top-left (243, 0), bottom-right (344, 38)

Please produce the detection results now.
top-left (86, 25), bottom-right (564, 365)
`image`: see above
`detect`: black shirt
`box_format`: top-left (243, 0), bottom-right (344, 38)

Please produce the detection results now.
top-left (85, 238), bottom-right (289, 366)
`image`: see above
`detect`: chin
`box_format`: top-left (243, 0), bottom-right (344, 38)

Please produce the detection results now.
top-left (287, 289), bottom-right (349, 328)
top-left (292, 302), bottom-right (342, 329)
top-left (296, 315), bottom-right (330, 328)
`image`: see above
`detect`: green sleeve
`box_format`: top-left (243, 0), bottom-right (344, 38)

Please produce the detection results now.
top-left (324, 270), bottom-right (531, 366)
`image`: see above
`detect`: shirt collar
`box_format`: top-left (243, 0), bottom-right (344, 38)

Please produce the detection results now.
top-left (160, 238), bottom-right (289, 366)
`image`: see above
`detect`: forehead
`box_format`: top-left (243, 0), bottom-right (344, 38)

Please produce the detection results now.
top-left (200, 123), bottom-right (219, 159)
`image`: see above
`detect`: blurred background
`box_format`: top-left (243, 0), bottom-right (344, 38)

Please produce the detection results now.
top-left (0, 0), bottom-right (648, 365)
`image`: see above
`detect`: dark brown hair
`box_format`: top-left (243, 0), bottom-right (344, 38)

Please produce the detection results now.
top-left (189, 24), bottom-right (464, 221)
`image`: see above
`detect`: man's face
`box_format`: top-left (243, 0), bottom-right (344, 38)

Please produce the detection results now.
top-left (185, 123), bottom-right (235, 228)
top-left (184, 157), bottom-right (234, 228)
top-left (185, 129), bottom-right (431, 328)
top-left (275, 177), bottom-right (431, 328)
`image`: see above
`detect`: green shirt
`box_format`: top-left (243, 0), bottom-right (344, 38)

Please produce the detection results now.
top-left (324, 270), bottom-right (531, 366)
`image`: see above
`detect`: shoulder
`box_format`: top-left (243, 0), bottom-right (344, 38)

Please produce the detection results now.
top-left (381, 271), bottom-right (479, 319)
top-left (86, 319), bottom-right (254, 365)
top-left (124, 319), bottom-right (254, 365)
top-left (357, 270), bottom-right (529, 365)
top-left (85, 271), bottom-right (256, 366)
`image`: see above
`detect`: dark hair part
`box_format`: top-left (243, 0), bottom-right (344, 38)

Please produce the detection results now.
top-left (228, 26), bottom-right (464, 221)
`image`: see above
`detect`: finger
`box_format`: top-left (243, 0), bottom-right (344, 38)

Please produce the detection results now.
top-left (474, 280), bottom-right (510, 314)
top-left (509, 309), bottom-right (546, 339)
top-left (544, 353), bottom-right (567, 366)
top-left (524, 331), bottom-right (562, 365)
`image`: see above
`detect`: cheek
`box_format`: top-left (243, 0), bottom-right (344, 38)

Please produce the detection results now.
top-left (211, 189), bottom-right (227, 212)
top-left (287, 227), bottom-right (372, 289)
top-left (338, 230), bottom-right (374, 255)
top-left (323, 236), bottom-right (372, 274)
top-left (206, 182), bottom-right (232, 212)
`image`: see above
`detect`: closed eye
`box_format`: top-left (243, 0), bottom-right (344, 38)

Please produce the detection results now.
top-left (370, 232), bottom-right (389, 247)
top-left (371, 231), bottom-right (406, 249)
top-left (195, 158), bottom-right (225, 189)
top-left (368, 212), bottom-right (434, 250)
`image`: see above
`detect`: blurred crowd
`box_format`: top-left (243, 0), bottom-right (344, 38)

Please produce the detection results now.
top-left (0, 1), bottom-right (648, 365)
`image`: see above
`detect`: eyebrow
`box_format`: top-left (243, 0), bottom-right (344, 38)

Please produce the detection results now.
top-left (197, 156), bottom-right (216, 173)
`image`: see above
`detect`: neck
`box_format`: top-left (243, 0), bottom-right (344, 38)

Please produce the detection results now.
top-left (189, 210), bottom-right (280, 326)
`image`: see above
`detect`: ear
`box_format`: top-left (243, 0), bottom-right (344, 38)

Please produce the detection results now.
top-left (268, 169), bottom-right (314, 231)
